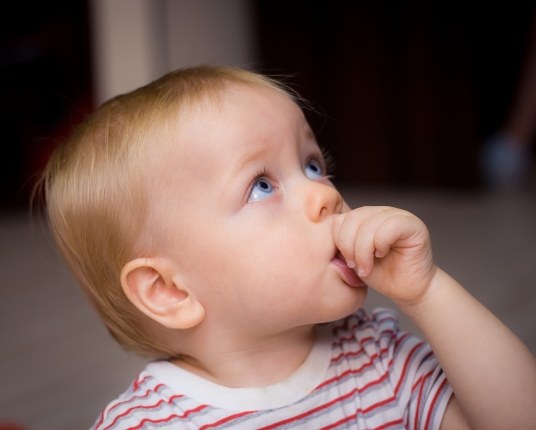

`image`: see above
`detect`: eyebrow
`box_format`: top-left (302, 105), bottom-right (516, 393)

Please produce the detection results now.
top-left (233, 147), bottom-right (270, 175)
top-left (304, 127), bottom-right (316, 141)
top-left (232, 125), bottom-right (319, 177)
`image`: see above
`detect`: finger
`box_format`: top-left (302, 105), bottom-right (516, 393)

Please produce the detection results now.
top-left (332, 211), bottom-right (359, 268)
top-left (334, 206), bottom-right (391, 272)
top-left (373, 212), bottom-right (422, 258)
top-left (352, 208), bottom-right (397, 276)
top-left (333, 207), bottom-right (381, 267)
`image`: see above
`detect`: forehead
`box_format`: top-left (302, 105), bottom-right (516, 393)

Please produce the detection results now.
top-left (144, 81), bottom-right (313, 200)
top-left (169, 82), bottom-right (308, 165)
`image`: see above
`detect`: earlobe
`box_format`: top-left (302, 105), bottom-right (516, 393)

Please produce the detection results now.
top-left (121, 258), bottom-right (205, 329)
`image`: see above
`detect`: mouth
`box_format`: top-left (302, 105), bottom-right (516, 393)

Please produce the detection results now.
top-left (331, 250), bottom-right (367, 288)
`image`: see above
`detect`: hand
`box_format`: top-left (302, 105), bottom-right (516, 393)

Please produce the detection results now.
top-left (332, 206), bottom-right (437, 306)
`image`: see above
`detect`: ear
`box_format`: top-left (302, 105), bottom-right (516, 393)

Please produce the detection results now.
top-left (120, 258), bottom-right (205, 329)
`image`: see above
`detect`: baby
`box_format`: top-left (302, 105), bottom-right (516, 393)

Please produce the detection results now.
top-left (40, 66), bottom-right (536, 429)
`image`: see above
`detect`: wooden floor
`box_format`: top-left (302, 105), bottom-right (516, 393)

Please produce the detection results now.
top-left (1, 185), bottom-right (535, 430)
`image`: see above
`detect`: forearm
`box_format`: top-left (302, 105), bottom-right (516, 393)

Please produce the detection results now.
top-left (399, 268), bottom-right (536, 429)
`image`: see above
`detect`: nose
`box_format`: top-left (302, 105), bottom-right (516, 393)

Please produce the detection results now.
top-left (305, 181), bottom-right (343, 222)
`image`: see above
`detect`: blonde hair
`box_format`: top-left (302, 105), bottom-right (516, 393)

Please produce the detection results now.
top-left (38, 66), bottom-right (296, 358)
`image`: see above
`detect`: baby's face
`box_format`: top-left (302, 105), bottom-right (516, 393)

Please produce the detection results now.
top-left (146, 83), bottom-right (367, 336)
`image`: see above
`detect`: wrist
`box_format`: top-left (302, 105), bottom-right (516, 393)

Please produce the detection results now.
top-left (395, 265), bottom-right (444, 315)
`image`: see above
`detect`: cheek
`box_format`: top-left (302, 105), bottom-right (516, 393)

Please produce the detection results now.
top-left (244, 227), bottom-right (315, 267)
top-left (182, 217), bottom-right (326, 305)
top-left (234, 233), bottom-right (323, 305)
top-left (214, 229), bottom-right (310, 291)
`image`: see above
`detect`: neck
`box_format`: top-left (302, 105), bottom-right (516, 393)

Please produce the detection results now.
top-left (170, 325), bottom-right (316, 388)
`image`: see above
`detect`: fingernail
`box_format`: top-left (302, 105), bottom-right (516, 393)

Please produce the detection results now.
top-left (346, 260), bottom-right (355, 269)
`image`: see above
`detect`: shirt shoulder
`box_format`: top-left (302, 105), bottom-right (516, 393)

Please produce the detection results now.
top-left (90, 370), bottom-right (196, 430)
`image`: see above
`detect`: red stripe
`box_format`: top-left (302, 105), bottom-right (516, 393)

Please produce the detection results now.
top-left (331, 337), bottom-right (393, 365)
top-left (331, 345), bottom-right (366, 363)
top-left (424, 378), bottom-right (449, 429)
top-left (321, 418), bottom-right (404, 430)
top-left (320, 396), bottom-right (398, 430)
top-left (258, 373), bottom-right (391, 430)
top-left (412, 371), bottom-right (431, 430)
top-left (325, 324), bottom-right (413, 389)
top-left (95, 409), bottom-right (104, 429)
top-left (332, 314), bottom-right (362, 331)
top-left (394, 341), bottom-right (424, 395)
top-left (413, 377), bottom-right (423, 430)
top-left (333, 329), bottom-right (396, 348)
top-left (111, 384), bottom-right (165, 414)
top-left (95, 384), bottom-right (166, 430)
top-left (125, 404), bottom-right (208, 430)
top-left (331, 312), bottom-right (398, 350)
top-left (94, 409), bottom-right (106, 430)
top-left (94, 375), bottom-right (154, 429)
top-left (374, 418), bottom-right (405, 430)
top-left (331, 312), bottom-right (398, 337)
top-left (391, 340), bottom-right (430, 428)
top-left (133, 374), bottom-right (151, 391)
top-left (393, 332), bottom-right (410, 350)
top-left (317, 356), bottom-right (389, 392)
top-left (102, 394), bottom-right (184, 430)
top-left (199, 411), bottom-right (256, 429)
top-left (332, 319), bottom-right (370, 342)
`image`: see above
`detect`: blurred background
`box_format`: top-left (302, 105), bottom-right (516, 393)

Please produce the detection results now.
top-left (1, 1), bottom-right (535, 429)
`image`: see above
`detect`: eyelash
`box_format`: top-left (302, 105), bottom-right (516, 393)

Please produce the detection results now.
top-left (249, 149), bottom-right (335, 194)
top-left (304, 148), bottom-right (335, 181)
top-left (318, 146), bottom-right (336, 178)
top-left (252, 167), bottom-right (271, 186)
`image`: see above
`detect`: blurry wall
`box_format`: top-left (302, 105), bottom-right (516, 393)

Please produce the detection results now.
top-left (1, 1), bottom-right (92, 211)
top-left (90, 0), bottom-right (168, 105)
top-left (1, 0), bottom-right (256, 211)
top-left (90, 0), bottom-right (257, 104)
top-left (2, 1), bottom-right (534, 212)
top-left (252, 1), bottom-right (536, 189)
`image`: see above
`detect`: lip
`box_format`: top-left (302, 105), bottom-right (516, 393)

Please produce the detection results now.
top-left (331, 250), bottom-right (367, 288)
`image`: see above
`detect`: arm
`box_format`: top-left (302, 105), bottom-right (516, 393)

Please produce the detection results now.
top-left (333, 207), bottom-right (536, 429)
top-left (403, 268), bottom-right (536, 429)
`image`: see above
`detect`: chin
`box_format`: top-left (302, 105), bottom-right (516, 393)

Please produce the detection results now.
top-left (318, 289), bottom-right (368, 324)
top-left (339, 287), bottom-right (368, 317)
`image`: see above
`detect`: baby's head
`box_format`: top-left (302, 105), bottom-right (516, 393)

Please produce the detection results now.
top-left (41, 66), bottom-right (366, 359)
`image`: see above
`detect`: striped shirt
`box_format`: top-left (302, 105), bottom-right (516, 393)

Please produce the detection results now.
top-left (92, 308), bottom-right (452, 429)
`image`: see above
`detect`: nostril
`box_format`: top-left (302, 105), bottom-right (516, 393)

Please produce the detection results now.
top-left (305, 182), bottom-right (343, 221)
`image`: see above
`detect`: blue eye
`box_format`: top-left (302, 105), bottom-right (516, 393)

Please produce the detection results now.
top-left (248, 177), bottom-right (274, 202)
top-left (305, 159), bottom-right (324, 180)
